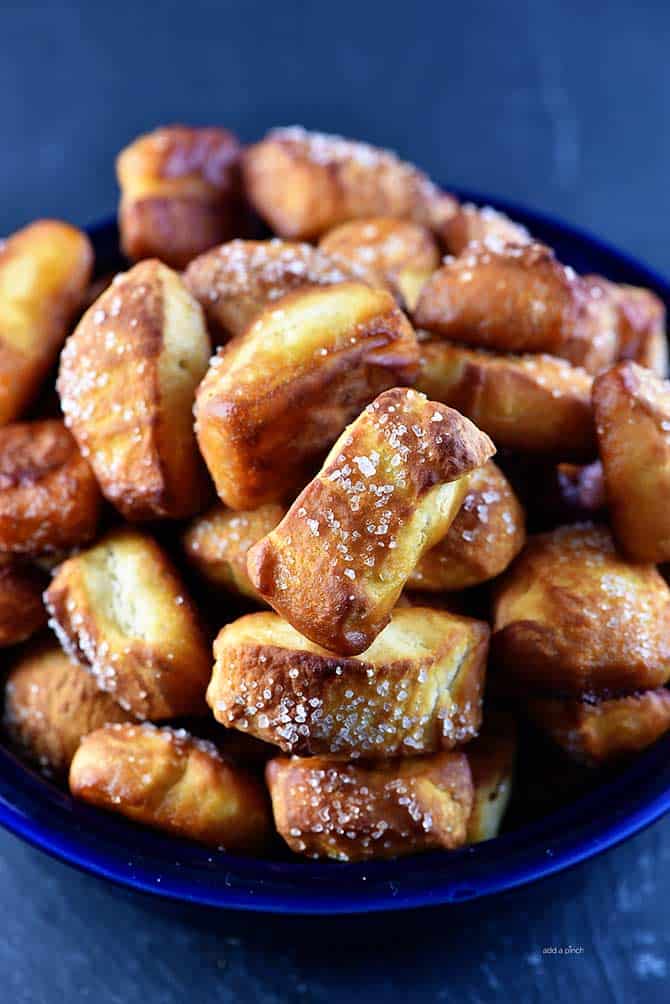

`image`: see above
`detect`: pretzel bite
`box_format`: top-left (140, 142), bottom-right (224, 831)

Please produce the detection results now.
top-left (266, 751), bottom-right (473, 861)
top-left (593, 362), bottom-right (670, 561)
top-left (194, 284), bottom-right (419, 511)
top-left (0, 419), bottom-right (100, 555)
top-left (208, 606), bottom-right (488, 756)
top-left (414, 242), bottom-right (618, 374)
top-left (58, 259), bottom-right (211, 520)
top-left (0, 220), bottom-right (93, 425)
top-left (44, 529), bottom-right (211, 719)
top-left (0, 557), bottom-right (48, 645)
top-left (3, 643), bottom-right (131, 776)
top-left (416, 341), bottom-right (595, 457)
top-left (243, 126), bottom-right (458, 240)
top-left (184, 239), bottom-right (375, 344)
top-left (70, 723), bottom-right (271, 851)
top-left (407, 461), bottom-right (524, 591)
top-left (183, 502), bottom-right (285, 601)
top-left (466, 711), bottom-right (517, 843)
top-left (116, 125), bottom-right (244, 269)
top-left (248, 388), bottom-right (494, 653)
top-left (525, 690), bottom-right (670, 765)
top-left (319, 218), bottom-right (440, 309)
top-left (441, 204), bottom-right (530, 256)
top-left (493, 524), bottom-right (670, 695)
top-left (585, 277), bottom-right (667, 377)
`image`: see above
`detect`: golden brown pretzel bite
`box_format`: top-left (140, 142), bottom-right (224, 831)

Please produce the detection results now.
top-left (493, 524), bottom-right (670, 695)
top-left (58, 260), bottom-right (211, 521)
top-left (593, 362), bottom-right (670, 561)
top-left (0, 419), bottom-right (100, 555)
top-left (0, 220), bottom-right (93, 425)
top-left (183, 502), bottom-right (285, 601)
top-left (414, 242), bottom-right (618, 374)
top-left (208, 606), bottom-right (489, 756)
top-left (248, 388), bottom-right (494, 654)
top-left (243, 126), bottom-right (458, 240)
top-left (585, 276), bottom-right (667, 377)
top-left (70, 723), bottom-right (271, 851)
top-left (266, 751), bottom-right (473, 861)
top-left (194, 283), bottom-right (419, 511)
top-left (0, 557), bottom-right (48, 645)
top-left (466, 711), bottom-right (517, 843)
top-left (116, 125), bottom-right (244, 269)
top-left (4, 643), bottom-right (132, 776)
top-left (525, 690), bottom-right (670, 766)
top-left (44, 528), bottom-right (211, 720)
top-left (441, 204), bottom-right (530, 256)
top-left (407, 460), bottom-right (525, 591)
top-left (184, 238), bottom-right (373, 344)
top-left (319, 217), bottom-right (440, 309)
top-left (416, 341), bottom-right (595, 458)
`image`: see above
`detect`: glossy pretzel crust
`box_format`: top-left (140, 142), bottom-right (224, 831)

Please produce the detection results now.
top-left (493, 524), bottom-right (670, 695)
top-left (208, 606), bottom-right (489, 756)
top-left (69, 723), bottom-right (271, 851)
top-left (194, 284), bottom-right (420, 511)
top-left (184, 238), bottom-right (372, 343)
top-left (242, 127), bottom-right (458, 240)
top-left (319, 217), bottom-right (440, 309)
top-left (248, 388), bottom-right (495, 654)
top-left (116, 125), bottom-right (244, 269)
top-left (593, 362), bottom-right (670, 561)
top-left (0, 420), bottom-right (100, 555)
top-left (416, 340), bottom-right (595, 457)
top-left (525, 690), bottom-right (670, 765)
top-left (266, 751), bottom-right (473, 861)
top-left (4, 643), bottom-right (131, 776)
top-left (414, 242), bottom-right (618, 374)
top-left (45, 528), bottom-right (211, 720)
top-left (183, 502), bottom-right (285, 601)
top-left (58, 260), bottom-right (211, 520)
top-left (408, 461), bottom-right (525, 591)
top-left (0, 220), bottom-right (93, 425)
top-left (441, 204), bottom-right (530, 256)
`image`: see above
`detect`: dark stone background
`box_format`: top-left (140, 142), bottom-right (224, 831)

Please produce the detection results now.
top-left (1, 1), bottom-right (669, 1001)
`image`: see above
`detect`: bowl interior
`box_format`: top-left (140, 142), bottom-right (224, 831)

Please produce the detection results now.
top-left (2, 193), bottom-right (670, 914)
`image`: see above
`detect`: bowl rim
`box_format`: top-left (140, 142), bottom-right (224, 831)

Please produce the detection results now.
top-left (2, 191), bottom-right (670, 915)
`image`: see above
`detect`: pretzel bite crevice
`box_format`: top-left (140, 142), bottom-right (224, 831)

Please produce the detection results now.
top-left (208, 605), bottom-right (489, 757)
top-left (266, 751), bottom-right (474, 860)
top-left (44, 529), bottom-right (211, 720)
top-left (70, 723), bottom-right (271, 851)
top-left (194, 283), bottom-right (420, 511)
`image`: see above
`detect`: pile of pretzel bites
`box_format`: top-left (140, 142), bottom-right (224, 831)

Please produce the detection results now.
top-left (1, 124), bottom-right (669, 862)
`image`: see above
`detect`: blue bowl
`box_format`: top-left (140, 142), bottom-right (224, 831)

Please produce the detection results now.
top-left (2, 194), bottom-right (670, 914)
